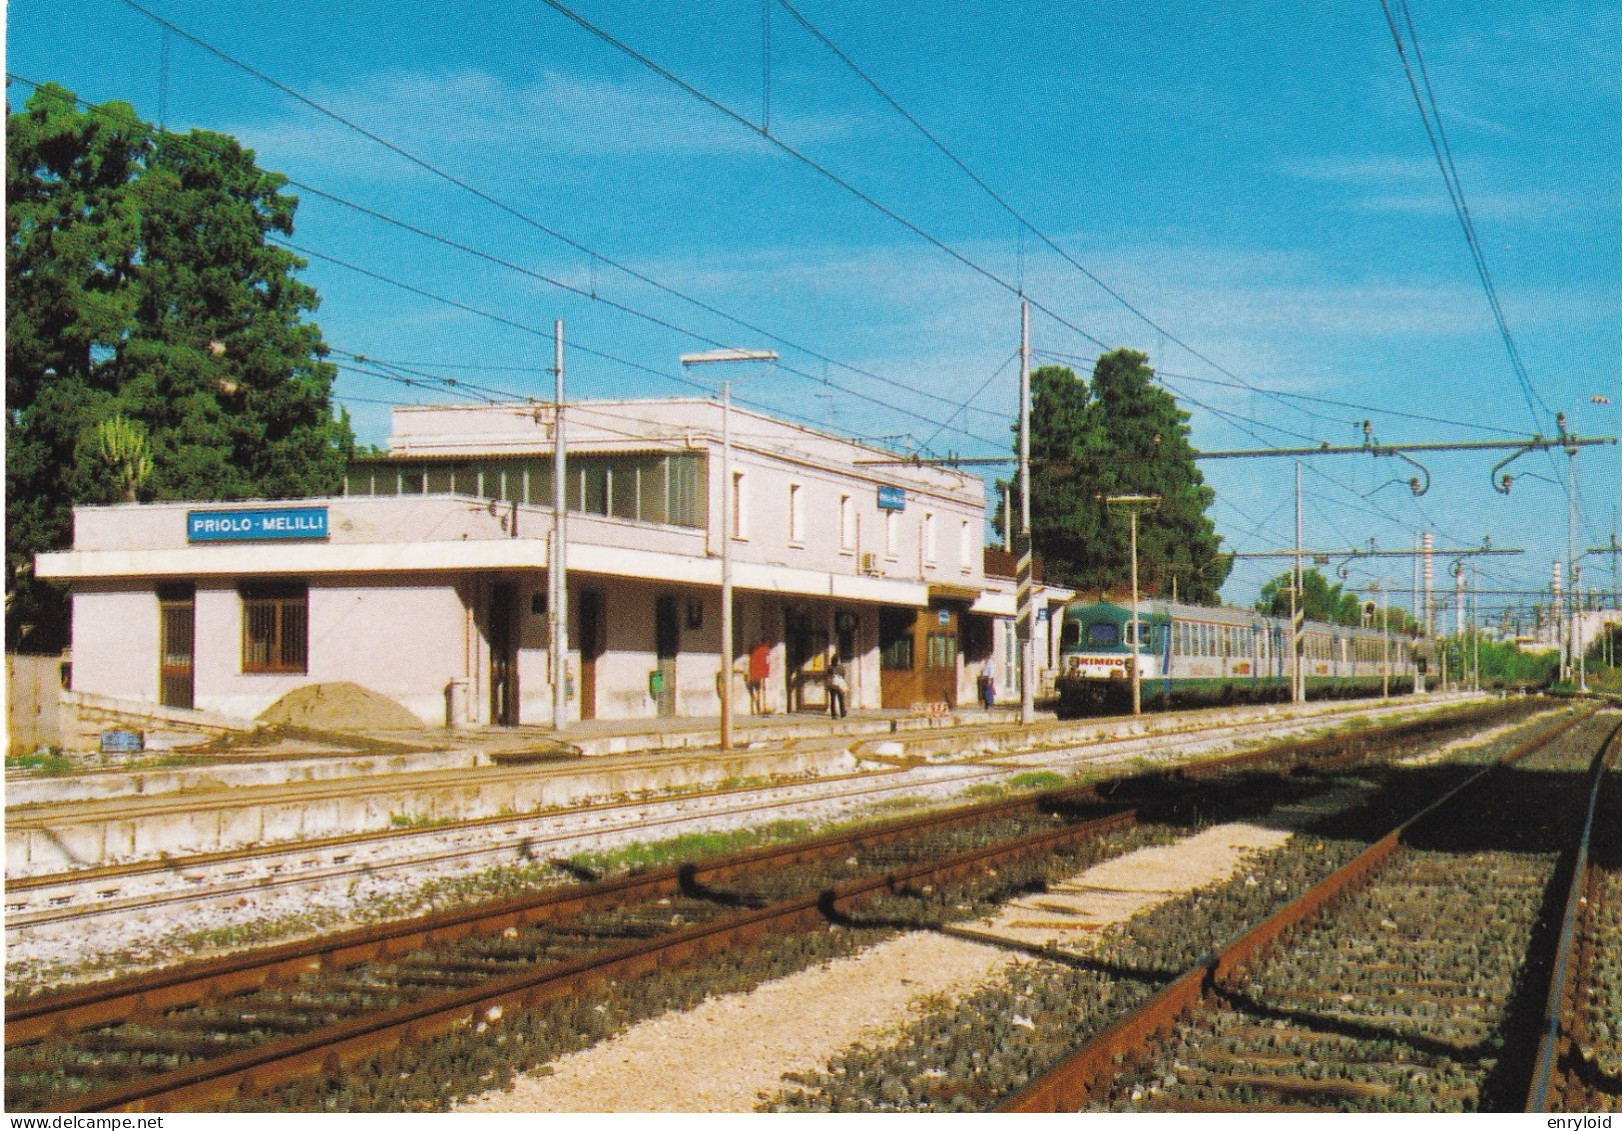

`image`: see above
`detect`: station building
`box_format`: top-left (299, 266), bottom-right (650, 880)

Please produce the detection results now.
top-left (37, 399), bottom-right (1058, 727)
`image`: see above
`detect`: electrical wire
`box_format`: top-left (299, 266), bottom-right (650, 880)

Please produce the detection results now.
top-left (1377, 0), bottom-right (1553, 434)
top-left (96, 5), bottom-right (1026, 435)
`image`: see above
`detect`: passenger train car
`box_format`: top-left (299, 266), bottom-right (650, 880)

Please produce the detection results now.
top-left (1054, 598), bottom-right (1419, 715)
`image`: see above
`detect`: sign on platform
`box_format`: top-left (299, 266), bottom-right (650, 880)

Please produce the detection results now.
top-left (188, 506), bottom-right (330, 542)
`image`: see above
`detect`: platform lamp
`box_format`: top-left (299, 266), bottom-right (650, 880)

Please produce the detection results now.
top-left (1103, 494), bottom-right (1161, 716)
top-left (679, 349), bottom-right (778, 752)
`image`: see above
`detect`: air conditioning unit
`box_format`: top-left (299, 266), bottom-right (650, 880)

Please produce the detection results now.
top-left (860, 552), bottom-right (878, 575)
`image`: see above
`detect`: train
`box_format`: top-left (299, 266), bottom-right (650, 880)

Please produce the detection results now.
top-left (1053, 597), bottom-right (1424, 716)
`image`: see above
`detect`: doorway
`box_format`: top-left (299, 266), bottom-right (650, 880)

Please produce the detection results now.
top-left (654, 593), bottom-right (678, 717)
top-left (577, 589), bottom-right (604, 721)
top-left (784, 607), bottom-right (829, 712)
top-left (157, 584), bottom-right (195, 710)
top-left (488, 581), bottom-right (519, 726)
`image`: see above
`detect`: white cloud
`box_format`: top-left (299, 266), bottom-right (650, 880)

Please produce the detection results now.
top-left (225, 67), bottom-right (859, 182)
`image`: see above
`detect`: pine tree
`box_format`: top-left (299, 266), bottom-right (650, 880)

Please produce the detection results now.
top-left (1018, 350), bottom-right (1229, 602)
top-left (6, 83), bottom-right (353, 649)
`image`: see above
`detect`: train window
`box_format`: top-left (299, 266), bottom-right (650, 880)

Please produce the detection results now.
top-left (1061, 620), bottom-right (1081, 650)
top-left (1085, 622), bottom-right (1120, 647)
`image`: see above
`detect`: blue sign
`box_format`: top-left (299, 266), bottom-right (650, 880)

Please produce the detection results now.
top-left (877, 485), bottom-right (906, 511)
top-left (188, 506), bottom-right (329, 542)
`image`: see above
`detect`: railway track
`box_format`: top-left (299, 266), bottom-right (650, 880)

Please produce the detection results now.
top-left (5, 701), bottom-right (1533, 1113)
top-left (1528, 719), bottom-right (1622, 1113)
top-left (997, 708), bottom-right (1618, 1114)
top-left (6, 698), bottom-right (1536, 940)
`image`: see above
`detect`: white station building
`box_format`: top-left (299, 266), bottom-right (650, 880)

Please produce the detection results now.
top-left (37, 400), bottom-right (1070, 727)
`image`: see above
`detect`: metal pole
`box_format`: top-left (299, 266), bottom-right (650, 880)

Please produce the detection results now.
top-left (1381, 584), bottom-right (1390, 699)
top-left (1568, 441), bottom-right (1578, 685)
top-left (1129, 507), bottom-right (1142, 716)
top-left (1292, 461), bottom-right (1303, 703)
top-left (1018, 300), bottom-right (1034, 725)
top-left (1471, 562), bottom-right (1479, 692)
top-left (721, 379), bottom-right (735, 750)
top-left (551, 320), bottom-right (568, 732)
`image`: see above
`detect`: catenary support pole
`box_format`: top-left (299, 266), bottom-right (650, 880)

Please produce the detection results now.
top-left (1018, 300), bottom-right (1034, 725)
top-left (722, 378), bottom-right (735, 749)
top-left (1129, 506), bottom-right (1142, 716)
top-left (551, 320), bottom-right (568, 733)
top-left (1292, 462), bottom-right (1303, 704)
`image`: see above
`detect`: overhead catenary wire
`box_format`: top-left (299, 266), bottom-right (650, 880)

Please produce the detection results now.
top-left (1377, 0), bottom-right (1553, 436)
top-left (92, 5), bottom-right (1028, 435)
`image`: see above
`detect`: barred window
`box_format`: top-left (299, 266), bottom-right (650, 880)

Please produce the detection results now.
top-left (926, 631), bottom-right (957, 670)
top-left (241, 582), bottom-right (308, 673)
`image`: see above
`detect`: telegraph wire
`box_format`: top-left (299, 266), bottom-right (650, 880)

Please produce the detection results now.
top-left (4, 70), bottom-right (1014, 448)
top-left (772, 0), bottom-right (1348, 415)
top-left (1377, 0), bottom-right (1553, 434)
top-left (523, 0), bottom-right (1113, 355)
top-left (92, 6), bottom-right (1023, 433)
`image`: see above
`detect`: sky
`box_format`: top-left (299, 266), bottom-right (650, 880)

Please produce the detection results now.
top-left (8, 0), bottom-right (1620, 621)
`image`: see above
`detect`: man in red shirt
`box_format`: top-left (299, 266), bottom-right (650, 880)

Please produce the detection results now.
top-left (748, 640), bottom-right (771, 714)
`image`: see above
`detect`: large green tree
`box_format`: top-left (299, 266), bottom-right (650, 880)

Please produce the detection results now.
top-left (1256, 567), bottom-right (1365, 626)
top-left (1014, 351), bottom-right (1230, 602)
top-left (7, 83), bottom-right (353, 649)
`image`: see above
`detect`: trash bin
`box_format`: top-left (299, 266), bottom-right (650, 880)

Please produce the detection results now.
top-left (445, 678), bottom-right (469, 728)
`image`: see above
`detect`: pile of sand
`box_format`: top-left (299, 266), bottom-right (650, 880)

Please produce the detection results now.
top-left (257, 682), bottom-right (422, 730)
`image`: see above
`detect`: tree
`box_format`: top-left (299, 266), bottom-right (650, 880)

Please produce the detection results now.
top-left (7, 83), bottom-right (353, 649)
top-left (1255, 567), bottom-right (1364, 626)
top-left (1014, 351), bottom-right (1230, 602)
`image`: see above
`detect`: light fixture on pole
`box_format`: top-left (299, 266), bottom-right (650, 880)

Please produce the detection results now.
top-left (680, 348), bottom-right (778, 752)
top-left (1103, 494), bottom-right (1161, 716)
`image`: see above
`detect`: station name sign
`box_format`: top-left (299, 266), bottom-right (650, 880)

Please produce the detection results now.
top-left (188, 506), bottom-right (329, 542)
top-left (877, 485), bottom-right (906, 511)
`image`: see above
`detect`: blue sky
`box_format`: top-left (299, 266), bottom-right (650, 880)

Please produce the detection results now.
top-left (9, 0), bottom-right (1619, 618)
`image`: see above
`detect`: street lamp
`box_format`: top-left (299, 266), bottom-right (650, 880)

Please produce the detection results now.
top-left (680, 348), bottom-right (778, 752)
top-left (1103, 494), bottom-right (1161, 716)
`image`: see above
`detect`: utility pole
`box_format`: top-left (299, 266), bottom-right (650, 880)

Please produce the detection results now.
top-left (551, 320), bottom-right (568, 733)
top-left (1104, 495), bottom-right (1160, 716)
top-left (1018, 300), bottom-right (1034, 725)
top-left (1293, 462), bottom-right (1304, 704)
top-left (1471, 561), bottom-right (1479, 693)
top-left (679, 348), bottom-right (778, 750)
top-left (1567, 435), bottom-right (1587, 692)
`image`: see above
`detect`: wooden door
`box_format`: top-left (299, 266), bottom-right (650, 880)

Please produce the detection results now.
top-left (158, 585), bottom-right (195, 710)
top-left (653, 593), bottom-right (678, 717)
top-left (578, 589), bottom-right (604, 721)
top-left (488, 581), bottom-right (518, 726)
top-left (921, 603), bottom-right (959, 706)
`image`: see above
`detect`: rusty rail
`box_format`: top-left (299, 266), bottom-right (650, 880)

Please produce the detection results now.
top-left (57, 810), bottom-right (1138, 1112)
top-left (998, 705), bottom-right (1597, 1113)
top-left (1525, 717), bottom-right (1622, 1111)
top-left (10, 698), bottom-right (1519, 1047)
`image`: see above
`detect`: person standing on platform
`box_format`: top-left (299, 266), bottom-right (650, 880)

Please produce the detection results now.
top-left (748, 639), bottom-right (771, 714)
top-left (979, 660), bottom-right (997, 710)
top-left (827, 655), bottom-right (848, 720)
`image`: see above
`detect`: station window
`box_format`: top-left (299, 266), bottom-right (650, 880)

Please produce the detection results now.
top-left (840, 494), bottom-right (855, 551)
top-left (241, 582), bottom-right (308, 673)
top-left (789, 483), bottom-right (805, 544)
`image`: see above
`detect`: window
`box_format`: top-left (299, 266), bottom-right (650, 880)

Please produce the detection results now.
top-left (923, 512), bottom-right (936, 564)
top-left (839, 494), bottom-right (855, 551)
top-left (346, 453), bottom-right (706, 528)
top-left (1061, 620), bottom-right (1082, 650)
top-left (1085, 622), bottom-right (1120, 647)
top-left (789, 482), bottom-right (805, 544)
top-left (241, 582), bottom-right (308, 673)
top-left (884, 509), bottom-right (899, 558)
top-left (959, 519), bottom-right (972, 572)
top-left (731, 471), bottom-right (747, 538)
top-left (926, 631), bottom-right (957, 669)
top-left (880, 607), bottom-right (916, 670)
